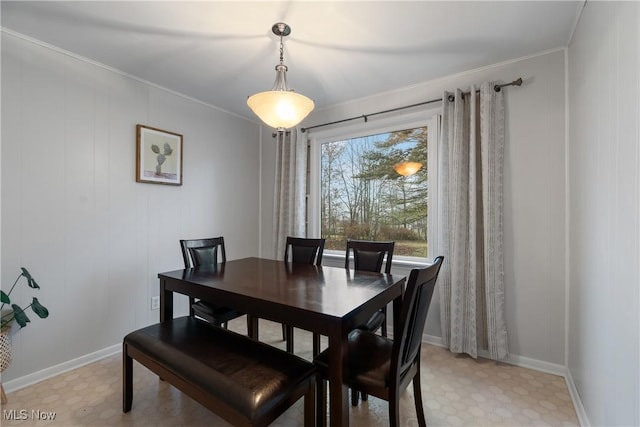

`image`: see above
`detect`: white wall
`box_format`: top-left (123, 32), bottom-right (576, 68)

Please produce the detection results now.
top-left (1, 32), bottom-right (261, 383)
top-left (567, 2), bottom-right (640, 426)
top-left (259, 127), bottom-right (277, 258)
top-left (261, 50), bottom-right (568, 367)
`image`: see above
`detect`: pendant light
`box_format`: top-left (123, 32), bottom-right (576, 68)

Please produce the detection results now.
top-left (247, 23), bottom-right (315, 130)
top-left (393, 161), bottom-right (423, 177)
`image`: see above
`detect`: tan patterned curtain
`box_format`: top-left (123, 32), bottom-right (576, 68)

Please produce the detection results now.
top-left (273, 128), bottom-right (307, 258)
top-left (436, 82), bottom-right (508, 360)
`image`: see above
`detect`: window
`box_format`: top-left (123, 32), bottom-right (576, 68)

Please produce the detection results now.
top-left (309, 112), bottom-right (439, 262)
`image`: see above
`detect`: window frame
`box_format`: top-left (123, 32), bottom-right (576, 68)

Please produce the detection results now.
top-left (308, 109), bottom-right (441, 265)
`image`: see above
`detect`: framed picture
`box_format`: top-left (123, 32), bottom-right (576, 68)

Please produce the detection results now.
top-left (136, 124), bottom-right (183, 185)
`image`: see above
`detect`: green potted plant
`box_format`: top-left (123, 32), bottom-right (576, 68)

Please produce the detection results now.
top-left (1, 267), bottom-right (49, 330)
top-left (1, 267), bottom-right (50, 384)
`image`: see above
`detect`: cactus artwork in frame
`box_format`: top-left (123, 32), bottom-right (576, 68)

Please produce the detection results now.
top-left (136, 124), bottom-right (183, 185)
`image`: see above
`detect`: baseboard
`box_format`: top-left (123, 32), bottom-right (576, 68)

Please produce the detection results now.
top-left (498, 352), bottom-right (566, 376)
top-left (422, 332), bottom-right (566, 375)
top-left (3, 343), bottom-right (121, 394)
top-left (423, 333), bottom-right (446, 347)
top-left (565, 368), bottom-right (590, 426)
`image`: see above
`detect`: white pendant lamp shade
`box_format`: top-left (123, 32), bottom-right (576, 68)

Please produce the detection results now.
top-left (247, 90), bottom-right (314, 130)
top-left (248, 23), bottom-right (314, 130)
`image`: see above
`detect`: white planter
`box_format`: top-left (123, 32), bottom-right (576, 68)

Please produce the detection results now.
top-left (0, 327), bottom-right (10, 403)
top-left (0, 327), bottom-right (11, 372)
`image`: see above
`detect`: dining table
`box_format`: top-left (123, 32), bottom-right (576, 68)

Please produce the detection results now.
top-left (158, 257), bottom-right (406, 427)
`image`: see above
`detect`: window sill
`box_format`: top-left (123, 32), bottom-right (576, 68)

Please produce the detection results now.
top-left (322, 252), bottom-right (431, 269)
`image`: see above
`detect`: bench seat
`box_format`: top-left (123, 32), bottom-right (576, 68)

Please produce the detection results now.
top-left (123, 316), bottom-right (316, 426)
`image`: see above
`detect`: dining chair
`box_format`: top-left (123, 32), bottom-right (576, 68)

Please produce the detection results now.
top-left (344, 239), bottom-right (396, 404)
top-left (282, 236), bottom-right (326, 354)
top-left (284, 236), bottom-right (325, 266)
top-left (315, 256), bottom-right (444, 427)
top-left (345, 239), bottom-right (395, 337)
top-left (180, 237), bottom-right (252, 336)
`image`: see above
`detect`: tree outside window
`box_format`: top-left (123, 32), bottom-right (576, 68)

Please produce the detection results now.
top-left (320, 126), bottom-right (428, 258)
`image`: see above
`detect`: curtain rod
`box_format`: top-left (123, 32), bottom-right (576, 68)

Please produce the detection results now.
top-left (299, 78), bottom-right (522, 134)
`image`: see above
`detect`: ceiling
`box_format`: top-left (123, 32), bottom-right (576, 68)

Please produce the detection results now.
top-left (1, 1), bottom-right (582, 123)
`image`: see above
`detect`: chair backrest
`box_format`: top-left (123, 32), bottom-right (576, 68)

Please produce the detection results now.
top-left (344, 239), bottom-right (395, 274)
top-left (180, 237), bottom-right (227, 268)
top-left (392, 256), bottom-right (444, 379)
top-left (284, 237), bottom-right (326, 266)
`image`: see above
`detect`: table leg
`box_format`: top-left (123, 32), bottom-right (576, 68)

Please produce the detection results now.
top-left (160, 279), bottom-right (173, 322)
top-left (248, 315), bottom-right (259, 340)
top-left (393, 292), bottom-right (403, 338)
top-left (328, 329), bottom-right (349, 426)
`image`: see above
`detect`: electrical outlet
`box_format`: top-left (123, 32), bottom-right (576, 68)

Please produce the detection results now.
top-left (151, 296), bottom-right (160, 310)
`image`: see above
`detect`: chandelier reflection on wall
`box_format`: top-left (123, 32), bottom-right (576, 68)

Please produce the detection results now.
top-left (393, 161), bottom-right (423, 176)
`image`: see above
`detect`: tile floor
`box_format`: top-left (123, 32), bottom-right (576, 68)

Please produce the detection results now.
top-left (1, 318), bottom-right (579, 426)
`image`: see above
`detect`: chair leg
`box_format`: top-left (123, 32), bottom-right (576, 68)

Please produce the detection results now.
top-left (351, 389), bottom-right (359, 406)
top-left (362, 392), bottom-right (368, 401)
top-left (281, 323), bottom-right (287, 341)
top-left (303, 377), bottom-right (316, 427)
top-left (317, 379), bottom-right (327, 427)
top-left (413, 367), bottom-right (427, 427)
top-left (188, 297), bottom-right (195, 317)
top-left (389, 387), bottom-right (400, 427)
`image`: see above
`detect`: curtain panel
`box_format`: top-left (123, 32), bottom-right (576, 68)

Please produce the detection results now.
top-left (437, 82), bottom-right (508, 360)
top-left (273, 129), bottom-right (308, 258)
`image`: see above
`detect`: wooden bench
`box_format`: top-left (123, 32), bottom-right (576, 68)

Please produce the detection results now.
top-left (123, 316), bottom-right (316, 426)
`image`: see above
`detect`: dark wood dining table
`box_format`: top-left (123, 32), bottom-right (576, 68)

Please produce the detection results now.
top-left (158, 257), bottom-right (405, 427)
